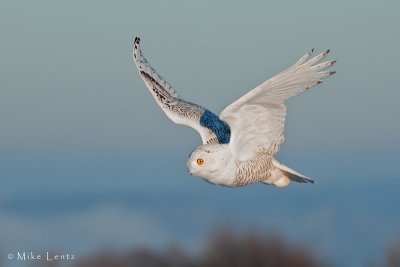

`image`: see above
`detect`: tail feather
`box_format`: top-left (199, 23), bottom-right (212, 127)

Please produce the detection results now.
top-left (263, 159), bottom-right (314, 188)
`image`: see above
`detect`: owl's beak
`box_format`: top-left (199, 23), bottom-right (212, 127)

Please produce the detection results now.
top-left (187, 162), bottom-right (193, 175)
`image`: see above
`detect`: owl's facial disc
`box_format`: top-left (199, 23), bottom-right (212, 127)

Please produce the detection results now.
top-left (187, 147), bottom-right (212, 176)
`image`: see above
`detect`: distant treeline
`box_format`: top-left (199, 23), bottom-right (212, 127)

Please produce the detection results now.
top-left (8, 229), bottom-right (400, 267)
top-left (75, 229), bottom-right (325, 267)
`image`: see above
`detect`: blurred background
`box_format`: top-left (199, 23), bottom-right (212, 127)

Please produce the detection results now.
top-left (0, 1), bottom-right (399, 267)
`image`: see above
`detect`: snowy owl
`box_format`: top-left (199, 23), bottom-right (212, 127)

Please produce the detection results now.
top-left (133, 37), bottom-right (335, 188)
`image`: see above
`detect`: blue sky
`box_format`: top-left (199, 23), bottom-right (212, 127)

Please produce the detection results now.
top-left (0, 1), bottom-right (399, 267)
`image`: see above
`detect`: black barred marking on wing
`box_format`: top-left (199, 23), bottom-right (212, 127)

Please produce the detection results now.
top-left (140, 70), bottom-right (206, 119)
top-left (140, 71), bottom-right (167, 96)
top-left (206, 137), bottom-right (219, 144)
top-left (134, 37), bottom-right (181, 100)
top-left (171, 101), bottom-right (205, 119)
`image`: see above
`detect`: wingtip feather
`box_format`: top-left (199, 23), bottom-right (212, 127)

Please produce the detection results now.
top-left (325, 49), bottom-right (330, 55)
top-left (133, 37), bottom-right (142, 60)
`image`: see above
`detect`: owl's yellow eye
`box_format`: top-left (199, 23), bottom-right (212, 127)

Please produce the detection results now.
top-left (197, 158), bottom-right (204, 165)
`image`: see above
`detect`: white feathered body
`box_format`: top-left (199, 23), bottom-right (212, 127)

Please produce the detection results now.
top-left (187, 143), bottom-right (311, 187)
top-left (133, 37), bottom-right (335, 188)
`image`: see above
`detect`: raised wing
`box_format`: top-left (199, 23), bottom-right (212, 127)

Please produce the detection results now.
top-left (133, 37), bottom-right (230, 144)
top-left (219, 49), bottom-right (335, 161)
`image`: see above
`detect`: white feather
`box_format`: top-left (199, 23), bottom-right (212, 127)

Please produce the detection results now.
top-left (219, 49), bottom-right (335, 161)
top-left (133, 37), bottom-right (218, 144)
top-left (134, 37), bottom-right (335, 187)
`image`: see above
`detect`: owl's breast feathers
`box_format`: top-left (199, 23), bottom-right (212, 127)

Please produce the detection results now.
top-left (233, 155), bottom-right (274, 186)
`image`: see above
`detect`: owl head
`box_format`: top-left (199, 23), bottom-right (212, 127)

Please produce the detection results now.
top-left (187, 144), bottom-right (231, 184)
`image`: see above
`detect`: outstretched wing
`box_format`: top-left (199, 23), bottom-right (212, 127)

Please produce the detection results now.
top-left (133, 37), bottom-right (230, 144)
top-left (219, 49), bottom-right (336, 161)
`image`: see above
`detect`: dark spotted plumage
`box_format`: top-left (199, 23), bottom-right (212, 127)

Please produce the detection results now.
top-left (134, 38), bottom-right (231, 145)
top-left (134, 37), bottom-right (335, 188)
top-left (233, 155), bottom-right (273, 186)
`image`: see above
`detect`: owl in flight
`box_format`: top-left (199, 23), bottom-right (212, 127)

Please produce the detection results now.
top-left (133, 37), bottom-right (335, 188)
